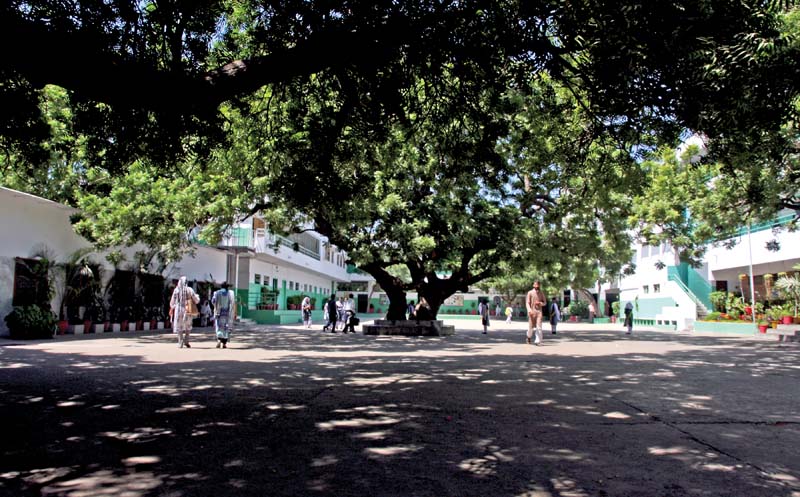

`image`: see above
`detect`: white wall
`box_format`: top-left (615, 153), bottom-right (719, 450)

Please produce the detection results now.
top-left (707, 228), bottom-right (800, 272)
top-left (165, 245), bottom-right (229, 284)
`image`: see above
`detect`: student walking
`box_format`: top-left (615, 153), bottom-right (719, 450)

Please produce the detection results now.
top-left (479, 300), bottom-right (490, 334)
top-left (302, 296), bottom-right (312, 328)
top-left (526, 281), bottom-right (546, 346)
top-left (323, 294), bottom-right (338, 332)
top-left (200, 300), bottom-right (212, 327)
top-left (170, 276), bottom-right (200, 349)
top-left (335, 297), bottom-right (345, 331)
top-left (549, 298), bottom-right (561, 335)
top-left (341, 294), bottom-right (356, 333)
top-left (505, 305), bottom-right (513, 323)
top-left (212, 282), bottom-right (235, 348)
top-left (624, 301), bottom-right (634, 335)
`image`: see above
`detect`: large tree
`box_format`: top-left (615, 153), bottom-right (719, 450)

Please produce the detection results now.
top-left (2, 1), bottom-right (799, 318)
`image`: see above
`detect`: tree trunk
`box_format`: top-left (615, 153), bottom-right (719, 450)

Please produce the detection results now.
top-left (360, 263), bottom-right (408, 321)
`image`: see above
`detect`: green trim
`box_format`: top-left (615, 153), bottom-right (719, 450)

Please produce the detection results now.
top-left (728, 213), bottom-right (795, 238)
top-left (693, 321), bottom-right (757, 334)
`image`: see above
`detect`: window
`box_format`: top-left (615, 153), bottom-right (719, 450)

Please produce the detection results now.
top-left (641, 245), bottom-right (650, 258)
top-left (255, 274), bottom-right (261, 284)
top-left (643, 285), bottom-right (650, 294)
top-left (653, 284), bottom-right (661, 293)
top-left (12, 257), bottom-right (50, 307)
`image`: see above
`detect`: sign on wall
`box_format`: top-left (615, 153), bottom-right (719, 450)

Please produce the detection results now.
top-left (444, 294), bottom-right (464, 306)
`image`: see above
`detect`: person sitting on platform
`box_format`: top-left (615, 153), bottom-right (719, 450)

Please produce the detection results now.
top-left (415, 297), bottom-right (434, 321)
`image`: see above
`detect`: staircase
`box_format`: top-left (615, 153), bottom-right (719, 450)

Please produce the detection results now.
top-left (667, 265), bottom-right (713, 321)
top-left (696, 302), bottom-right (709, 320)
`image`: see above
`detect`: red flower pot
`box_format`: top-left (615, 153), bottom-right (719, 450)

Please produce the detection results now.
top-left (57, 320), bottom-right (68, 335)
top-left (758, 324), bottom-right (769, 333)
top-left (782, 315), bottom-right (794, 325)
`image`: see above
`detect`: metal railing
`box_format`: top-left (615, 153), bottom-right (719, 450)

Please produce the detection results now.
top-left (667, 266), bottom-right (711, 312)
top-left (212, 228), bottom-right (324, 262)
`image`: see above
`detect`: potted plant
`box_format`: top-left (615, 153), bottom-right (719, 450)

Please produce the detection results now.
top-left (119, 305), bottom-right (131, 332)
top-left (4, 305), bottom-right (57, 340)
top-left (766, 307), bottom-right (781, 328)
top-left (757, 319), bottom-right (769, 333)
top-left (775, 272), bottom-right (800, 320)
top-left (149, 307), bottom-right (158, 330)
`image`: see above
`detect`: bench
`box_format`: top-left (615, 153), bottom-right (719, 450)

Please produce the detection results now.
top-left (766, 324), bottom-right (800, 342)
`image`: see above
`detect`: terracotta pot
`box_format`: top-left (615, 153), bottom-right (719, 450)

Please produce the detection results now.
top-left (121, 320), bottom-right (129, 331)
top-left (794, 316), bottom-right (800, 325)
top-left (57, 320), bottom-right (68, 335)
top-left (84, 320), bottom-right (93, 333)
top-left (758, 324), bottom-right (768, 333)
top-left (770, 320), bottom-right (780, 329)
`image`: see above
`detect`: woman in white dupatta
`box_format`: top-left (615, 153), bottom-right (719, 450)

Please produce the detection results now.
top-left (170, 276), bottom-right (200, 348)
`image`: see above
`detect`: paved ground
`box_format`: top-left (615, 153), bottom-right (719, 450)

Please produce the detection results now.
top-left (1, 319), bottom-right (798, 497)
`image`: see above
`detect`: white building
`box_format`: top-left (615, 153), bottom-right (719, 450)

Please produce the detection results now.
top-left (593, 213), bottom-right (800, 330)
top-left (0, 187), bottom-right (355, 334)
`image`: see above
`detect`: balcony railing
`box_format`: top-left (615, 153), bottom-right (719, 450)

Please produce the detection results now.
top-left (216, 228), bottom-right (322, 261)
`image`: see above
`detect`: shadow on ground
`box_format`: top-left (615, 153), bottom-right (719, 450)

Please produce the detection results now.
top-left (0, 327), bottom-right (798, 497)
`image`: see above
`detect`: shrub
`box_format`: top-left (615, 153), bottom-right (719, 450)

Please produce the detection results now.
top-left (568, 300), bottom-right (589, 319)
top-left (5, 305), bottom-right (56, 340)
top-left (709, 291), bottom-right (727, 312)
top-left (705, 311), bottom-right (722, 321)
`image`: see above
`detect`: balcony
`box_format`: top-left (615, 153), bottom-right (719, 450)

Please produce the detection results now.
top-left (218, 228), bottom-right (322, 261)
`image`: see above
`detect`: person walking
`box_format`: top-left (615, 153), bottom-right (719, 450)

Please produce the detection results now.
top-left (211, 282), bottom-right (235, 348)
top-left (526, 281), bottom-right (546, 346)
top-left (588, 302), bottom-right (596, 323)
top-left (407, 300), bottom-right (416, 320)
top-left (549, 297), bottom-right (561, 335)
top-left (324, 294), bottom-right (338, 332)
top-left (301, 295), bottom-right (312, 328)
top-left (479, 300), bottom-right (490, 334)
top-left (624, 301), bottom-right (634, 335)
top-left (341, 293), bottom-right (356, 333)
top-left (505, 305), bottom-right (513, 323)
top-left (200, 300), bottom-right (211, 328)
top-left (495, 302), bottom-right (502, 320)
top-left (170, 276), bottom-right (200, 348)
top-left (335, 297), bottom-right (345, 331)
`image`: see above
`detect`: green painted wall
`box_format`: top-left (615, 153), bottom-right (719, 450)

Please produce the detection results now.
top-left (694, 321), bottom-right (757, 334)
top-left (620, 297), bottom-right (677, 319)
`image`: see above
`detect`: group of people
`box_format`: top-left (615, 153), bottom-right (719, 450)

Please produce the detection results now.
top-left (170, 277), bottom-right (236, 349)
top-left (322, 294), bottom-right (358, 333)
top-left (524, 280), bottom-right (634, 346)
top-left (477, 296), bottom-right (560, 337)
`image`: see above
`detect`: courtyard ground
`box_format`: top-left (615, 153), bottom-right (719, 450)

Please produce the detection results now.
top-left (1, 319), bottom-right (798, 497)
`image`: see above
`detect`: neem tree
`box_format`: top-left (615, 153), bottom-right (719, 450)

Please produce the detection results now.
top-left (2, 1), bottom-right (798, 319)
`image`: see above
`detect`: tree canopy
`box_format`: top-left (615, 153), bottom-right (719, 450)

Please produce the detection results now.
top-left (2, 1), bottom-right (799, 318)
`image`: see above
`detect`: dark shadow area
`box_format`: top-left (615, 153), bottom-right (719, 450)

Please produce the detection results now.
top-left (0, 328), bottom-right (798, 496)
